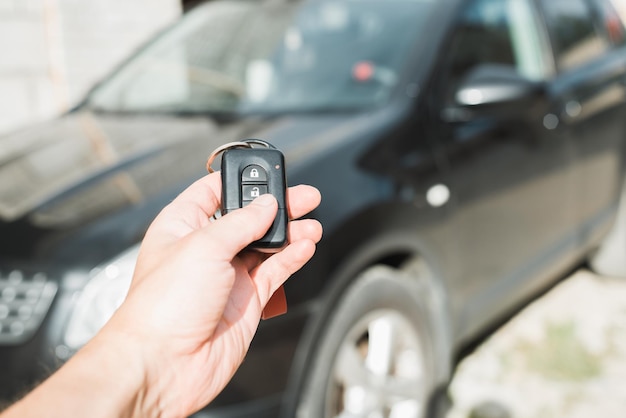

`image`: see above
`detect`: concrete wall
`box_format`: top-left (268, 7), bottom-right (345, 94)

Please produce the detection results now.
top-left (0, 0), bottom-right (181, 135)
top-left (615, 0), bottom-right (626, 21)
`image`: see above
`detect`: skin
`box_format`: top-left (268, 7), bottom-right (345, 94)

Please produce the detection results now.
top-left (1, 173), bottom-right (323, 418)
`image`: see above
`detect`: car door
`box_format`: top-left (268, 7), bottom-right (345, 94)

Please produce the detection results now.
top-left (427, 0), bottom-right (578, 337)
top-left (537, 0), bottom-right (626, 246)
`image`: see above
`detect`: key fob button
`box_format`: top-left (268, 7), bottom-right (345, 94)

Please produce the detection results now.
top-left (242, 165), bottom-right (267, 182)
top-left (242, 184), bottom-right (268, 200)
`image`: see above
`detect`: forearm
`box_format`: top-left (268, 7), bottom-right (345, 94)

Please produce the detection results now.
top-left (1, 327), bottom-right (157, 418)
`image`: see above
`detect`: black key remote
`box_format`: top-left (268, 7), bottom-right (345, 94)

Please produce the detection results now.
top-left (221, 145), bottom-right (288, 251)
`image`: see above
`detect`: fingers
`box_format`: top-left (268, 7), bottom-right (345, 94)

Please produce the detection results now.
top-left (251, 239), bottom-right (317, 303)
top-left (248, 216), bottom-right (321, 304)
top-left (202, 185), bottom-right (322, 270)
top-left (201, 194), bottom-right (279, 260)
top-left (287, 185), bottom-right (321, 220)
top-left (153, 177), bottom-right (318, 235)
top-left (238, 218), bottom-right (323, 271)
top-left (167, 173), bottom-right (223, 220)
top-left (167, 176), bottom-right (320, 223)
top-left (206, 190), bottom-right (323, 262)
top-left (290, 218), bottom-right (323, 243)
top-left (145, 173), bottom-right (222, 240)
top-left (146, 174), bottom-right (321, 261)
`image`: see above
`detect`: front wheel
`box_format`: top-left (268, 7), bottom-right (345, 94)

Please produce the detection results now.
top-left (296, 264), bottom-right (447, 418)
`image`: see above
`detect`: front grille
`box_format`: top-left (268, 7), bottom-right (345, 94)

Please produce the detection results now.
top-left (0, 270), bottom-right (57, 345)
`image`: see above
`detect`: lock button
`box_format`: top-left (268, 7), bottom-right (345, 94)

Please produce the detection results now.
top-left (242, 165), bottom-right (267, 182)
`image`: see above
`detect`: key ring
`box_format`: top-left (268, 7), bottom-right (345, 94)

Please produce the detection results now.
top-left (206, 141), bottom-right (250, 173)
top-left (206, 139), bottom-right (276, 173)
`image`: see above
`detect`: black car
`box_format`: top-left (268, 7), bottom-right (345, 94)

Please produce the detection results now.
top-left (1, 0), bottom-right (626, 416)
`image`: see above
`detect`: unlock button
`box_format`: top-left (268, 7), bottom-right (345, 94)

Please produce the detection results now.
top-left (242, 184), bottom-right (268, 201)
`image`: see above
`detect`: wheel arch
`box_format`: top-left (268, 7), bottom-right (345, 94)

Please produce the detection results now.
top-left (281, 201), bottom-right (454, 417)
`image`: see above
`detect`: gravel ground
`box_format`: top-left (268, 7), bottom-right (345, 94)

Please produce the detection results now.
top-left (446, 269), bottom-right (626, 418)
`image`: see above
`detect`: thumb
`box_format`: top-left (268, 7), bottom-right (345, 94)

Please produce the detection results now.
top-left (202, 194), bottom-right (278, 260)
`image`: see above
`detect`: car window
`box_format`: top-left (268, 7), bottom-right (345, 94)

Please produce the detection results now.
top-left (593, 0), bottom-right (626, 47)
top-left (540, 0), bottom-right (611, 72)
top-left (442, 0), bottom-right (548, 101)
top-left (87, 0), bottom-right (436, 114)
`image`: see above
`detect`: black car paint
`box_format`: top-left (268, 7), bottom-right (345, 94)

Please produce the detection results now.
top-left (1, 0), bottom-right (626, 416)
top-left (0, 102), bottom-right (440, 404)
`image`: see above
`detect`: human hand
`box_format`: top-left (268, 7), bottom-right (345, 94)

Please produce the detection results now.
top-left (97, 173), bottom-right (322, 416)
top-left (0, 173), bottom-right (321, 418)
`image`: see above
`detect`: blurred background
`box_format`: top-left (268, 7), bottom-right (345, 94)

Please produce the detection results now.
top-left (3, 0), bottom-right (626, 137)
top-left (2, 0), bottom-right (626, 417)
top-left (0, 0), bottom-right (183, 135)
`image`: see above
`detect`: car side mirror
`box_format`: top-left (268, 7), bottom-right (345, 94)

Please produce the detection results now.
top-left (444, 64), bottom-right (544, 122)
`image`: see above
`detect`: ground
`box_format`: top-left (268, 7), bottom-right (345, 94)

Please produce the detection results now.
top-left (446, 269), bottom-right (626, 418)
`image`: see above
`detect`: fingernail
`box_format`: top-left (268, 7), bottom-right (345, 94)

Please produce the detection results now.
top-left (253, 194), bottom-right (276, 207)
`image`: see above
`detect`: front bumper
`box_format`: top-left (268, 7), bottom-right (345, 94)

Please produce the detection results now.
top-left (0, 268), bottom-right (311, 416)
top-left (0, 266), bottom-right (79, 403)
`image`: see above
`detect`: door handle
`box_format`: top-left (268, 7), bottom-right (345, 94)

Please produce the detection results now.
top-left (543, 113), bottom-right (560, 130)
top-left (564, 100), bottom-right (582, 119)
top-left (549, 101), bottom-right (582, 128)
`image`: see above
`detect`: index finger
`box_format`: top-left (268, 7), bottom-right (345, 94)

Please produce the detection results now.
top-left (171, 172), bottom-right (223, 218)
top-left (143, 173), bottom-right (223, 247)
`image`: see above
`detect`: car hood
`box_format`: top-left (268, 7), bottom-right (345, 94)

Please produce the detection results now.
top-left (0, 111), bottom-right (219, 222)
top-left (0, 109), bottom-right (371, 268)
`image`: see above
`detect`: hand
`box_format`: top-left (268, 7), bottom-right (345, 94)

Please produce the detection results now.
top-left (107, 173), bottom-right (322, 416)
top-left (1, 173), bottom-right (322, 418)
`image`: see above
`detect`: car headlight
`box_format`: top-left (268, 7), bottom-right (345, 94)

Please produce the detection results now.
top-left (64, 245), bottom-right (140, 349)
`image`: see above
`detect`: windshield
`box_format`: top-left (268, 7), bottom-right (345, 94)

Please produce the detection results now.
top-left (87, 0), bottom-right (435, 114)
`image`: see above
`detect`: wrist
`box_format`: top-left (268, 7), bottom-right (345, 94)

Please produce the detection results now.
top-left (1, 319), bottom-right (159, 418)
top-left (64, 323), bottom-right (157, 418)
top-left (93, 307), bottom-right (196, 418)
top-left (99, 309), bottom-right (189, 418)
top-left (84, 324), bottom-right (156, 418)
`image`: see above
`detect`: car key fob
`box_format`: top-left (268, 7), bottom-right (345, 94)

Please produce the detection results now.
top-left (221, 143), bottom-right (288, 250)
top-left (208, 139), bottom-right (289, 319)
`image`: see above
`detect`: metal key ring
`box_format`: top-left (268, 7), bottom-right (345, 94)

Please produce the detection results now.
top-left (243, 139), bottom-right (276, 149)
top-left (206, 139), bottom-right (275, 173)
top-left (206, 141), bottom-right (251, 173)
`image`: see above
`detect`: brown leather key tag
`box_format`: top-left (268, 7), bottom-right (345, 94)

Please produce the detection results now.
top-left (261, 285), bottom-right (287, 319)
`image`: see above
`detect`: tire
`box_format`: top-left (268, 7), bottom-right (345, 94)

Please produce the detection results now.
top-left (295, 264), bottom-right (448, 418)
